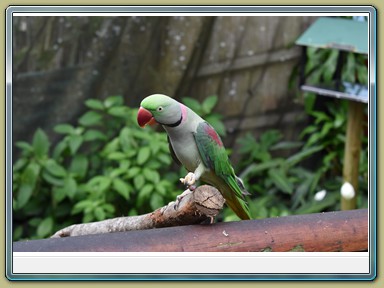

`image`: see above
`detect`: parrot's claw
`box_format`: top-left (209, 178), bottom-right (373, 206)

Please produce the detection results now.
top-left (180, 172), bottom-right (196, 189)
top-left (173, 189), bottom-right (193, 210)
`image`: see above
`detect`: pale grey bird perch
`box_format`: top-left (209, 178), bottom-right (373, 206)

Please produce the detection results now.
top-left (51, 185), bottom-right (225, 238)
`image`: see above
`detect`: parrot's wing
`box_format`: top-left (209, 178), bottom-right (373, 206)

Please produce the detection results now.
top-left (193, 122), bottom-right (244, 199)
top-left (167, 136), bottom-right (181, 166)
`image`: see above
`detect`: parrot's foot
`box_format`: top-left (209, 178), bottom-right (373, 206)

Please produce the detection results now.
top-left (180, 172), bottom-right (196, 189)
top-left (173, 189), bottom-right (193, 210)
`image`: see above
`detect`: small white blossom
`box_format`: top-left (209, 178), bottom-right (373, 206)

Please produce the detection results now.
top-left (341, 182), bottom-right (355, 200)
top-left (314, 190), bottom-right (327, 201)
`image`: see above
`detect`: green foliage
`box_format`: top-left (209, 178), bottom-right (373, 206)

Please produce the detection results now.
top-left (302, 17), bottom-right (368, 87)
top-left (304, 47), bottom-right (368, 86)
top-left (13, 94), bottom-right (226, 241)
top-left (13, 95), bottom-right (180, 240)
top-left (223, 97), bottom-right (368, 221)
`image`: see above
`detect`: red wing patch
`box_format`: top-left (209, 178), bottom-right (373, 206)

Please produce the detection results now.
top-left (204, 124), bottom-right (223, 147)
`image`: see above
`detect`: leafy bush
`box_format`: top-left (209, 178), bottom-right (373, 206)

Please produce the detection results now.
top-left (13, 95), bottom-right (180, 240)
top-left (13, 94), bottom-right (226, 240)
top-left (223, 97), bottom-right (368, 221)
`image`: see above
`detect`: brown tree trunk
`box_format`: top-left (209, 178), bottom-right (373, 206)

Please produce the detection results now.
top-left (15, 209), bottom-right (368, 252)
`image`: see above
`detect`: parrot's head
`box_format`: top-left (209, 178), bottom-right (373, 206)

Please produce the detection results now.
top-left (137, 94), bottom-right (182, 128)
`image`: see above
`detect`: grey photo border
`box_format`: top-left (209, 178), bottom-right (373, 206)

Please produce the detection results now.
top-left (5, 5), bottom-right (377, 281)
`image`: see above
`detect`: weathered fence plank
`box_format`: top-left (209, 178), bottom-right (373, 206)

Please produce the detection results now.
top-left (14, 209), bottom-right (367, 252)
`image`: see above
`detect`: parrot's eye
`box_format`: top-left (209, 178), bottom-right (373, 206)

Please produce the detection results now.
top-left (157, 106), bottom-right (164, 112)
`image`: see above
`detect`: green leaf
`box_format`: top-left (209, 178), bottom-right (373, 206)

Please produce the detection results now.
top-left (32, 129), bottom-right (50, 158)
top-left (72, 200), bottom-right (94, 215)
top-left (64, 177), bottom-right (77, 199)
top-left (127, 167), bottom-right (141, 179)
top-left (138, 184), bottom-right (154, 202)
top-left (299, 125), bottom-right (318, 139)
top-left (240, 159), bottom-right (283, 178)
top-left (83, 129), bottom-right (107, 141)
top-left (296, 194), bottom-right (338, 214)
top-left (13, 226), bottom-right (23, 241)
top-left (94, 207), bottom-right (106, 221)
top-left (286, 146), bottom-right (323, 167)
top-left (13, 158), bottom-right (28, 172)
top-left (312, 111), bottom-right (330, 124)
top-left (202, 95), bottom-right (218, 114)
top-left (137, 147), bottom-right (151, 165)
top-left (83, 212), bottom-right (95, 223)
top-left (68, 134), bottom-right (83, 155)
top-left (78, 111), bottom-right (102, 126)
top-left (182, 97), bottom-right (201, 113)
top-left (119, 159), bottom-right (130, 170)
top-left (52, 186), bottom-right (66, 203)
top-left (344, 53), bottom-right (356, 82)
top-left (155, 184), bottom-right (166, 196)
top-left (356, 65), bottom-right (368, 85)
top-left (304, 133), bottom-right (323, 148)
top-left (304, 92), bottom-right (316, 113)
top-left (107, 152), bottom-right (127, 160)
top-left (102, 138), bottom-right (119, 155)
top-left (107, 106), bottom-right (129, 118)
top-left (143, 168), bottom-right (160, 184)
top-left (37, 217), bottom-right (54, 238)
top-left (309, 169), bottom-right (324, 195)
top-left (133, 174), bottom-right (145, 190)
top-left (112, 178), bottom-right (131, 200)
top-left (270, 141), bottom-right (303, 151)
top-left (119, 127), bottom-right (133, 152)
top-left (15, 141), bottom-right (33, 152)
top-left (102, 203), bottom-right (115, 214)
top-left (320, 122), bottom-right (333, 138)
top-left (16, 162), bottom-right (41, 209)
top-left (54, 124), bottom-right (75, 134)
top-left (16, 185), bottom-right (34, 210)
top-left (157, 153), bottom-right (171, 165)
top-left (52, 139), bottom-right (68, 160)
top-left (69, 155), bottom-right (88, 179)
top-left (42, 170), bottom-right (64, 186)
top-left (87, 176), bottom-right (111, 193)
top-left (85, 99), bottom-right (104, 110)
top-left (333, 113), bottom-right (345, 128)
top-left (291, 175), bottom-right (313, 209)
top-left (268, 169), bottom-right (293, 194)
top-left (110, 168), bottom-right (127, 178)
top-left (104, 95), bottom-right (124, 108)
top-left (28, 217), bottom-right (42, 227)
top-left (150, 193), bottom-right (163, 210)
top-left (43, 159), bottom-right (67, 177)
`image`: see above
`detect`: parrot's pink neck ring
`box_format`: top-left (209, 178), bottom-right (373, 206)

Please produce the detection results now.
top-left (180, 104), bottom-right (188, 124)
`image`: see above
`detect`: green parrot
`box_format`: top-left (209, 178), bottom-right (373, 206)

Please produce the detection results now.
top-left (137, 94), bottom-right (251, 220)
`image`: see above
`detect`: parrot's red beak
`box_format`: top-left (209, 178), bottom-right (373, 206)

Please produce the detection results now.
top-left (137, 107), bottom-right (156, 127)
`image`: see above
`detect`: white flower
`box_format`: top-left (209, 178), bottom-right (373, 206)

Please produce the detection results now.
top-left (341, 182), bottom-right (355, 200)
top-left (314, 190), bottom-right (327, 201)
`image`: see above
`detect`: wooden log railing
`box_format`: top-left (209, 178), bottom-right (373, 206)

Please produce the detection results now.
top-left (14, 209), bottom-right (367, 252)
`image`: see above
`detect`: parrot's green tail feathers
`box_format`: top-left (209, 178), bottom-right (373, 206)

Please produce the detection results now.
top-left (222, 177), bottom-right (252, 220)
top-left (225, 195), bottom-right (252, 220)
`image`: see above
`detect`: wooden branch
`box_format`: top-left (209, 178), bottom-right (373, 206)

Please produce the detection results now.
top-left (51, 185), bottom-right (225, 238)
top-left (14, 209), bottom-right (368, 252)
top-left (342, 101), bottom-right (364, 210)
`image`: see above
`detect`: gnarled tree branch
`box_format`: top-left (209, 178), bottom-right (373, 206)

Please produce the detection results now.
top-left (51, 185), bottom-right (225, 238)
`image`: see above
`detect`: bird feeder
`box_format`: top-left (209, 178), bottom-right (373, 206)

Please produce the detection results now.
top-left (295, 17), bottom-right (368, 210)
